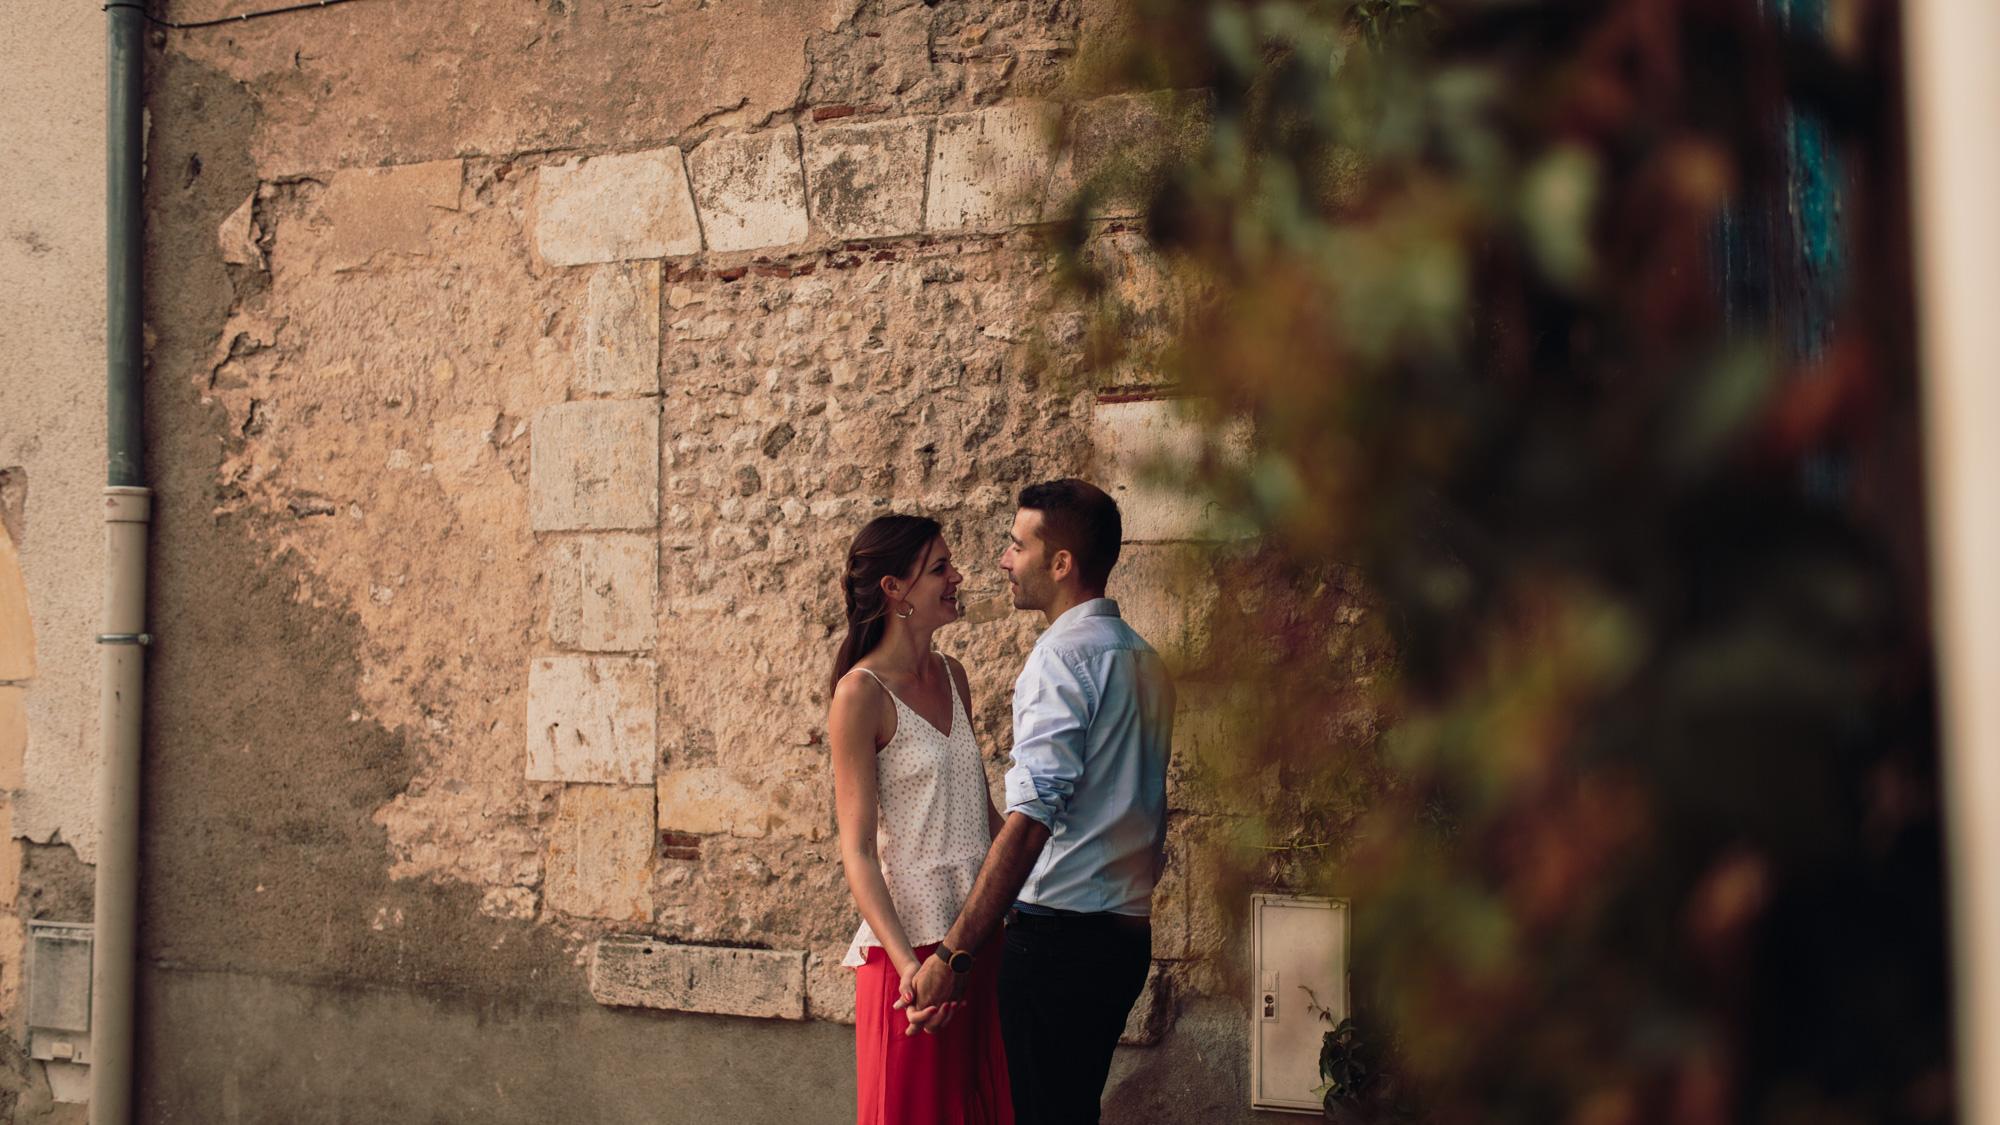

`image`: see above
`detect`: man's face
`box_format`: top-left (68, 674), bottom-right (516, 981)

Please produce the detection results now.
top-left (1001, 509), bottom-right (1058, 612)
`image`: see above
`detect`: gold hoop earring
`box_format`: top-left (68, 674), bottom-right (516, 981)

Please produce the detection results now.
top-left (895, 603), bottom-right (915, 620)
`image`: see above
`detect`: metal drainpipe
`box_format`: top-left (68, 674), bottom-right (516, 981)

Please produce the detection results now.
top-left (93, 4), bottom-right (149, 1124)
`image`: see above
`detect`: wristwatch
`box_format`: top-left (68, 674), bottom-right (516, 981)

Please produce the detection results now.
top-left (934, 942), bottom-right (974, 974)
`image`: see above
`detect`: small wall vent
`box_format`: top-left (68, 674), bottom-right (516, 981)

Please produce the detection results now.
top-left (27, 920), bottom-right (93, 1065)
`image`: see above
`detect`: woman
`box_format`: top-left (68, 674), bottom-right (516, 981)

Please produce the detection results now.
top-left (829, 514), bottom-right (1013, 1125)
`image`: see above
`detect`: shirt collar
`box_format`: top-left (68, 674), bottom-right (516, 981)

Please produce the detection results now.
top-left (1037, 598), bottom-right (1121, 644)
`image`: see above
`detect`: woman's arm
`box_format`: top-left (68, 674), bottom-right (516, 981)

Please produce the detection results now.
top-left (830, 671), bottom-right (921, 980)
top-left (946, 655), bottom-right (1005, 840)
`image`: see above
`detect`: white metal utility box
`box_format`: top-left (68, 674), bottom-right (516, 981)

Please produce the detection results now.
top-left (1250, 894), bottom-right (1351, 1114)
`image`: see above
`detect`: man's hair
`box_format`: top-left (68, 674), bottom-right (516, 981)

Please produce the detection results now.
top-left (1018, 478), bottom-right (1122, 591)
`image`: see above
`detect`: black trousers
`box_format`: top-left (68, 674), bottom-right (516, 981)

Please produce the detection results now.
top-left (997, 909), bottom-right (1151, 1125)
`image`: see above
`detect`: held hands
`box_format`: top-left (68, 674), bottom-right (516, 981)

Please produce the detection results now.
top-left (892, 950), bottom-right (969, 1035)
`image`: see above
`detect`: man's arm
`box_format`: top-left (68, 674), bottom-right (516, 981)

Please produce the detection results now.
top-left (900, 812), bottom-right (1048, 1030)
top-left (902, 646), bottom-right (1089, 1031)
top-left (953, 811), bottom-right (1050, 953)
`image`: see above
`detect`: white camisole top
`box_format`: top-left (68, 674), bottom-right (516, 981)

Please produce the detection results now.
top-left (842, 655), bottom-right (993, 968)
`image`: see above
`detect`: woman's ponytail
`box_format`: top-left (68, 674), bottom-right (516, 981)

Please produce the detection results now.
top-left (829, 514), bottom-right (941, 696)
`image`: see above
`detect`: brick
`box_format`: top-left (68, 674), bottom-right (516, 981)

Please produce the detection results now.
top-left (578, 261), bottom-right (662, 396)
top-left (529, 399), bottom-right (660, 531)
top-left (320, 159), bottom-right (462, 269)
top-left (525, 654), bottom-right (658, 785)
top-left (590, 936), bottom-right (808, 1020)
top-left (548, 536), bottom-right (658, 652)
top-left (536, 148), bottom-right (702, 266)
top-left (1120, 961), bottom-right (1175, 1046)
top-left (657, 830), bottom-right (702, 861)
top-left (544, 784), bottom-right (655, 922)
top-left (925, 103), bottom-right (1062, 232)
top-left (687, 128), bottom-right (809, 253)
top-left (1091, 397), bottom-right (1251, 542)
top-left (803, 117), bottom-right (929, 240)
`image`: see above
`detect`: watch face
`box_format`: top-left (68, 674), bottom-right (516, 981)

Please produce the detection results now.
top-left (950, 951), bottom-right (974, 973)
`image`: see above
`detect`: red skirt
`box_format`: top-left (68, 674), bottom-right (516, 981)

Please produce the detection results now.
top-left (853, 942), bottom-right (1014, 1125)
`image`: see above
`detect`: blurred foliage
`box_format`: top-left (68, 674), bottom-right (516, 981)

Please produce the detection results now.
top-left (1055, 0), bottom-right (1951, 1121)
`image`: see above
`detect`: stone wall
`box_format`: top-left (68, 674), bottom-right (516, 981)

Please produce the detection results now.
top-left (122, 0), bottom-right (1264, 1120)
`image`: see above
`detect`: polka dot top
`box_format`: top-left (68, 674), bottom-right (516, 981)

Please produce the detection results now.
top-left (842, 654), bottom-right (993, 968)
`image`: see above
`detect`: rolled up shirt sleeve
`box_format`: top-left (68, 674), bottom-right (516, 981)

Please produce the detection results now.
top-left (1003, 645), bottom-right (1094, 831)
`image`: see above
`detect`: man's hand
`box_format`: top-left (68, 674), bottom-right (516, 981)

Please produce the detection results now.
top-left (896, 953), bottom-right (967, 1034)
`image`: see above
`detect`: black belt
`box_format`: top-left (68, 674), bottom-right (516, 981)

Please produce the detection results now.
top-left (1005, 907), bottom-right (1150, 935)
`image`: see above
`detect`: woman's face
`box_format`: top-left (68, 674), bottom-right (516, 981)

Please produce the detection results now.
top-left (890, 536), bottom-right (964, 630)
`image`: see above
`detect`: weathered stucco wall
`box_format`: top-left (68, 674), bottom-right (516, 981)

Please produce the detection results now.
top-left (0, 0), bottom-right (110, 1120)
top-left (137, 0), bottom-right (1267, 1120)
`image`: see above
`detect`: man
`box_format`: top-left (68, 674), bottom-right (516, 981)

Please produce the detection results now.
top-left (902, 478), bottom-right (1175, 1124)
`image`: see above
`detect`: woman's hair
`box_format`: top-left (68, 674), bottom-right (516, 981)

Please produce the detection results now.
top-left (829, 513), bottom-right (942, 696)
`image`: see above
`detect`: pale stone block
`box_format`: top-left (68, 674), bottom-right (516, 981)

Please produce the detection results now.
top-left (320, 159), bottom-right (463, 270)
top-left (1150, 830), bottom-right (1191, 960)
top-left (548, 535), bottom-right (658, 652)
top-left (0, 914), bottom-right (20, 1026)
top-left (578, 262), bottom-right (662, 397)
top-left (590, 935), bottom-right (808, 1020)
top-left (536, 148), bottom-right (702, 266)
top-left (926, 103), bottom-right (1062, 232)
top-left (803, 118), bottom-right (929, 240)
top-left (0, 520), bottom-right (34, 681)
top-left (1109, 543), bottom-right (1219, 676)
top-left (525, 654), bottom-right (658, 785)
top-left (687, 128), bottom-right (809, 253)
top-left (1182, 824), bottom-right (1233, 960)
top-left (0, 686), bottom-right (24, 791)
top-left (1120, 961), bottom-right (1175, 1046)
top-left (1046, 92), bottom-right (1210, 220)
top-left (1091, 397), bottom-right (1252, 542)
top-left (0, 806), bottom-right (18, 906)
top-left (806, 950), bottom-right (857, 1024)
top-left (1166, 682), bottom-right (1235, 817)
top-left (529, 399), bottom-right (660, 531)
top-left (544, 784), bottom-right (654, 922)
top-left (657, 767), bottom-right (796, 838)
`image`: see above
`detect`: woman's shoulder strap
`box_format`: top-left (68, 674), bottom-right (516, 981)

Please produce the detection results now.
top-left (938, 651), bottom-right (970, 711)
top-left (848, 665), bottom-right (897, 708)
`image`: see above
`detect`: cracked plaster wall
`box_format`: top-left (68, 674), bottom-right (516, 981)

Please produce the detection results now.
top-left (1, 2), bottom-right (110, 1120)
top-left (127, 0), bottom-right (1313, 1120)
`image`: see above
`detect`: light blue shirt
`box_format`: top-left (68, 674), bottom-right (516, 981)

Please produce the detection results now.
top-left (1003, 599), bottom-right (1174, 916)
